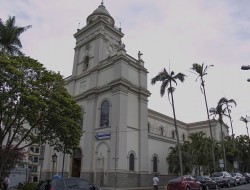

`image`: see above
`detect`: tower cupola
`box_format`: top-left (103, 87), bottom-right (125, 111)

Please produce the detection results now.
top-left (86, 2), bottom-right (115, 26)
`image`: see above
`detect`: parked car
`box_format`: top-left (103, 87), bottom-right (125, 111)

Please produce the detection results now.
top-left (212, 171), bottom-right (237, 188)
top-left (36, 177), bottom-right (102, 190)
top-left (231, 173), bottom-right (247, 185)
top-left (167, 175), bottom-right (202, 190)
top-left (241, 173), bottom-right (250, 183)
top-left (195, 176), bottom-right (218, 190)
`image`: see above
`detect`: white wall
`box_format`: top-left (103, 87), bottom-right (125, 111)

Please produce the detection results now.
top-left (148, 138), bottom-right (175, 175)
top-left (127, 93), bottom-right (139, 129)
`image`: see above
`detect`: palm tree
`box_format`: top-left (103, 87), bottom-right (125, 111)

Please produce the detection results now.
top-left (187, 131), bottom-right (210, 175)
top-left (218, 97), bottom-right (237, 141)
top-left (209, 100), bottom-right (228, 171)
top-left (151, 68), bottom-right (185, 175)
top-left (235, 135), bottom-right (250, 171)
top-left (0, 16), bottom-right (31, 56)
top-left (190, 63), bottom-right (216, 172)
top-left (240, 116), bottom-right (250, 138)
top-left (167, 145), bottom-right (192, 174)
top-left (224, 136), bottom-right (238, 171)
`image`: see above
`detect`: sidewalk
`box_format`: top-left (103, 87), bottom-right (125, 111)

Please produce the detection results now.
top-left (102, 186), bottom-right (165, 190)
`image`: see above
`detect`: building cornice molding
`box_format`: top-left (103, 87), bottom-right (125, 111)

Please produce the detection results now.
top-left (74, 19), bottom-right (123, 41)
top-left (148, 133), bottom-right (183, 145)
top-left (148, 109), bottom-right (187, 129)
top-left (73, 78), bottom-right (150, 101)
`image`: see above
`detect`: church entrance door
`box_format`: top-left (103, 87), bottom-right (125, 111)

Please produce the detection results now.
top-left (71, 148), bottom-right (82, 177)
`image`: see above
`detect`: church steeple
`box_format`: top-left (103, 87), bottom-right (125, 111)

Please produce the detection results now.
top-left (72, 3), bottom-right (124, 77)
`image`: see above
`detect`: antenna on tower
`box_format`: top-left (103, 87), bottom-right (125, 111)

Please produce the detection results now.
top-left (119, 22), bottom-right (122, 32)
top-left (77, 23), bottom-right (80, 31)
top-left (101, 0), bottom-right (104, 5)
top-left (169, 59), bottom-right (171, 73)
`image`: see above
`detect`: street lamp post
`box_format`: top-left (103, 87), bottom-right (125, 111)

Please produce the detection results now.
top-left (62, 151), bottom-right (65, 178)
top-left (241, 65), bottom-right (250, 82)
top-left (52, 153), bottom-right (58, 176)
top-left (241, 65), bottom-right (250, 70)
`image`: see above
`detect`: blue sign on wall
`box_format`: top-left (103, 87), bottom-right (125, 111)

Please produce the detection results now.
top-left (96, 131), bottom-right (111, 140)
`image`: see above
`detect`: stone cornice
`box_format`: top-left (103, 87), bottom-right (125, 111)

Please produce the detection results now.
top-left (74, 19), bottom-right (123, 40)
top-left (73, 78), bottom-right (150, 101)
top-left (66, 53), bottom-right (148, 84)
top-left (148, 109), bottom-right (187, 129)
top-left (148, 133), bottom-right (183, 145)
top-left (127, 126), bottom-right (139, 131)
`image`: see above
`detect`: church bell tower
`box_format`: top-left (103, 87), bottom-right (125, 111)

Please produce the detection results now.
top-left (65, 2), bottom-right (151, 187)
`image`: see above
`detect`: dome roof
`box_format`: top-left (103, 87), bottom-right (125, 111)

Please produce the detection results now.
top-left (86, 2), bottom-right (114, 26)
top-left (93, 4), bottom-right (110, 16)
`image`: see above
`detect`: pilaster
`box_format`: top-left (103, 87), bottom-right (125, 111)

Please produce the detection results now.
top-left (109, 85), bottom-right (128, 171)
top-left (82, 94), bottom-right (97, 171)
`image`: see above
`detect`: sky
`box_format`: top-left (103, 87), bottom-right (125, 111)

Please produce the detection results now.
top-left (1, 0), bottom-right (250, 137)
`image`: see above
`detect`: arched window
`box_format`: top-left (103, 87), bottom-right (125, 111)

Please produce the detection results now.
top-left (73, 148), bottom-right (82, 159)
top-left (160, 126), bottom-right (164, 136)
top-left (182, 133), bottom-right (186, 141)
top-left (129, 153), bottom-right (135, 171)
top-left (153, 156), bottom-right (158, 173)
top-left (100, 100), bottom-right (110, 127)
top-left (171, 130), bottom-right (175, 139)
top-left (83, 56), bottom-right (90, 70)
top-left (148, 122), bottom-right (151, 133)
top-left (33, 176), bottom-right (38, 182)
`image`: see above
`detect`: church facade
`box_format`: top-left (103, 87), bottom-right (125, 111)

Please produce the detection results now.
top-left (41, 3), bottom-right (229, 187)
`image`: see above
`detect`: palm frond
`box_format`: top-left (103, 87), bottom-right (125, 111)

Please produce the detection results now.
top-left (240, 116), bottom-right (248, 124)
top-left (228, 99), bottom-right (237, 106)
top-left (190, 63), bottom-right (213, 79)
top-left (174, 72), bottom-right (186, 82)
top-left (151, 69), bottom-right (167, 85)
top-left (0, 16), bottom-right (31, 56)
top-left (203, 64), bottom-right (214, 74)
top-left (218, 97), bottom-right (237, 107)
top-left (160, 80), bottom-right (169, 97)
top-left (191, 63), bottom-right (203, 76)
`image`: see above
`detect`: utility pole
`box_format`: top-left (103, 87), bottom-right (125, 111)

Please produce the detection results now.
top-left (113, 126), bottom-right (118, 190)
top-left (61, 151), bottom-right (65, 178)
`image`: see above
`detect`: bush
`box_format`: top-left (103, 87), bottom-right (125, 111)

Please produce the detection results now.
top-left (18, 182), bottom-right (37, 190)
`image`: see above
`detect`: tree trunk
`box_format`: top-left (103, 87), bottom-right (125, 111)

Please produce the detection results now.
top-left (201, 79), bottom-right (216, 173)
top-left (246, 124), bottom-right (249, 138)
top-left (220, 121), bottom-right (227, 171)
top-left (170, 82), bottom-right (183, 176)
top-left (227, 104), bottom-right (235, 148)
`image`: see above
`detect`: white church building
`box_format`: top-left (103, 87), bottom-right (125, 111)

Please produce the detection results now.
top-left (41, 3), bottom-right (229, 187)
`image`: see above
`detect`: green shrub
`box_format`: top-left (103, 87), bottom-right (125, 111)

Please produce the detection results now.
top-left (19, 182), bottom-right (38, 190)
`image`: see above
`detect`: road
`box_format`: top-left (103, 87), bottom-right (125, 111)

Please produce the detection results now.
top-left (224, 183), bottom-right (250, 189)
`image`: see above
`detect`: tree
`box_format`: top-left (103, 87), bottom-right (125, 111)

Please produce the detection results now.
top-left (224, 136), bottom-right (238, 171)
top-left (0, 55), bottom-right (82, 178)
top-left (151, 68), bottom-right (185, 175)
top-left (167, 145), bottom-right (192, 175)
top-left (190, 63), bottom-right (216, 172)
top-left (235, 135), bottom-right (250, 172)
top-left (240, 116), bottom-right (250, 138)
top-left (0, 16), bottom-right (31, 56)
top-left (218, 97), bottom-right (237, 142)
top-left (209, 99), bottom-right (228, 171)
top-left (187, 131), bottom-right (210, 175)
top-left (0, 146), bottom-right (26, 177)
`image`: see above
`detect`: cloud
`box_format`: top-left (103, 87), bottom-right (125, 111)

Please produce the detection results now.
top-left (1, 0), bottom-right (250, 136)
